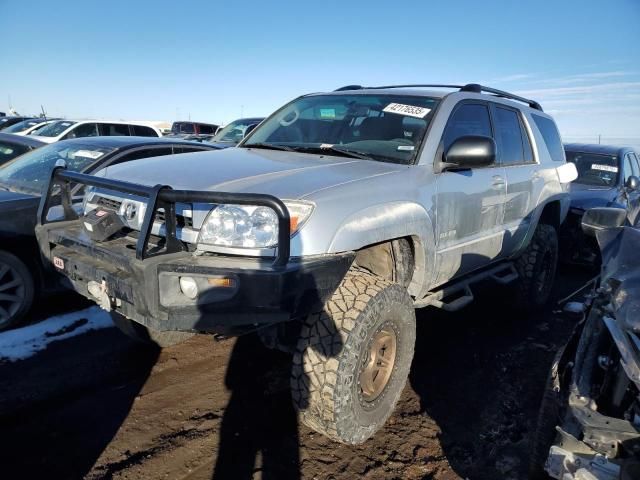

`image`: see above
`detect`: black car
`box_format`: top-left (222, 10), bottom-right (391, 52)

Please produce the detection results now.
top-left (0, 136), bottom-right (217, 330)
top-left (0, 133), bottom-right (45, 166)
top-left (0, 116), bottom-right (37, 131)
top-left (206, 117), bottom-right (265, 148)
top-left (560, 143), bottom-right (640, 263)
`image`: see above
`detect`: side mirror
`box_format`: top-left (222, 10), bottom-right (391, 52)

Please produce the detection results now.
top-left (581, 207), bottom-right (627, 237)
top-left (625, 175), bottom-right (639, 191)
top-left (442, 135), bottom-right (496, 170)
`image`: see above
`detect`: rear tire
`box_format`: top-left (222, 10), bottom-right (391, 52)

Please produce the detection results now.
top-left (513, 224), bottom-right (558, 310)
top-left (111, 312), bottom-right (194, 347)
top-left (0, 250), bottom-right (35, 331)
top-left (291, 268), bottom-right (416, 444)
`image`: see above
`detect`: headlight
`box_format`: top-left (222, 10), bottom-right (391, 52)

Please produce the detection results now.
top-left (197, 201), bottom-right (313, 248)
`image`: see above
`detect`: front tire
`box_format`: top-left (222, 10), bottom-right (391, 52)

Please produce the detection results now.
top-left (291, 268), bottom-right (416, 444)
top-left (513, 224), bottom-right (559, 310)
top-left (0, 251), bottom-right (35, 331)
top-left (111, 312), bottom-right (194, 348)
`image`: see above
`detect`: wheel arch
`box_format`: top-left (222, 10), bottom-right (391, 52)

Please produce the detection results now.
top-left (327, 202), bottom-right (435, 297)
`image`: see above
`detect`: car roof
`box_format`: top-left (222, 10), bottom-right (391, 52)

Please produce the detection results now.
top-left (53, 136), bottom-right (219, 150)
top-left (0, 132), bottom-right (46, 147)
top-left (564, 143), bottom-right (636, 156)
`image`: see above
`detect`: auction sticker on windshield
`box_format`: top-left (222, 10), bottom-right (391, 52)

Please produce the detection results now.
top-left (383, 103), bottom-right (431, 118)
top-left (592, 164), bottom-right (618, 173)
top-left (74, 150), bottom-right (105, 159)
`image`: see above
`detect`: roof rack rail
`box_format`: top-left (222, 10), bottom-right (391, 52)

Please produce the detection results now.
top-left (333, 83), bottom-right (543, 111)
top-left (460, 83), bottom-right (543, 111)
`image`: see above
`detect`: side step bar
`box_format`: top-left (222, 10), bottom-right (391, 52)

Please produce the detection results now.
top-left (414, 263), bottom-right (518, 312)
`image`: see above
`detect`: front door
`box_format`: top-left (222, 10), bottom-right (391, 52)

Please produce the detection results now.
top-left (434, 102), bottom-right (506, 285)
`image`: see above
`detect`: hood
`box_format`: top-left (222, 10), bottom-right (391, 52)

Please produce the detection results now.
top-left (97, 147), bottom-right (405, 199)
top-left (568, 183), bottom-right (618, 210)
top-left (0, 187), bottom-right (37, 205)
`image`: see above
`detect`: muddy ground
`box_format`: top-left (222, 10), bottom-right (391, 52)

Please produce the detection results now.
top-left (0, 265), bottom-right (593, 480)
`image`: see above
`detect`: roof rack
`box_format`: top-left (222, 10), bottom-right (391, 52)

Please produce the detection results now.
top-left (333, 83), bottom-right (543, 111)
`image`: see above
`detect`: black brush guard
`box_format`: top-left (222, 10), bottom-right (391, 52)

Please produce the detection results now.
top-left (37, 165), bottom-right (291, 266)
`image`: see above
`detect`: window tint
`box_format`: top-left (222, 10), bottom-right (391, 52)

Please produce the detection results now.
top-left (0, 142), bottom-right (30, 164)
top-left (100, 123), bottom-right (130, 136)
top-left (198, 124), bottom-right (215, 134)
top-left (494, 107), bottom-right (528, 165)
top-left (110, 147), bottom-right (174, 165)
top-left (131, 125), bottom-right (158, 137)
top-left (443, 103), bottom-right (492, 151)
top-left (531, 114), bottom-right (564, 162)
top-left (66, 123), bottom-right (98, 139)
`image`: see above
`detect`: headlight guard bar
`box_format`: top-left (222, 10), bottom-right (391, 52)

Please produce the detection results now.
top-left (37, 165), bottom-right (291, 266)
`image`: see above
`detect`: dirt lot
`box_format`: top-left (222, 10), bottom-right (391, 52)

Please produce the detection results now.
top-left (0, 266), bottom-right (593, 480)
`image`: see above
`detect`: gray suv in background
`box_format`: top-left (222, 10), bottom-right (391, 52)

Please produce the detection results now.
top-left (36, 83), bottom-right (577, 444)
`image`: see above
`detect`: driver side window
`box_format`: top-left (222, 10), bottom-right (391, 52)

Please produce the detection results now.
top-left (442, 103), bottom-right (492, 152)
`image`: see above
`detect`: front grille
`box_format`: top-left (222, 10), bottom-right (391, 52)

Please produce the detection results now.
top-left (96, 196), bottom-right (122, 211)
top-left (154, 209), bottom-right (193, 228)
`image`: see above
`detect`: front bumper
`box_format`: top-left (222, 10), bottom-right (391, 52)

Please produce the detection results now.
top-left (36, 220), bottom-right (354, 335)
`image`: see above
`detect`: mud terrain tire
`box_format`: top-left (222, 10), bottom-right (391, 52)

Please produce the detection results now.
top-left (111, 312), bottom-right (194, 348)
top-left (291, 268), bottom-right (416, 444)
top-left (513, 224), bottom-right (558, 310)
top-left (0, 250), bottom-right (35, 331)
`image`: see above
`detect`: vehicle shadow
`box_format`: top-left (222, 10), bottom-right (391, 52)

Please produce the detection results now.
top-left (0, 303), bottom-right (160, 479)
top-left (212, 333), bottom-right (301, 479)
top-left (408, 261), bottom-right (592, 480)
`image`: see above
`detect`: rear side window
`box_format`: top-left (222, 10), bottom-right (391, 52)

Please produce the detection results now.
top-left (198, 124), bottom-right (215, 134)
top-left (494, 106), bottom-right (533, 165)
top-left (532, 114), bottom-right (564, 162)
top-left (624, 155), bottom-right (634, 183)
top-left (132, 125), bottom-right (158, 137)
top-left (66, 123), bottom-right (98, 139)
top-left (442, 103), bottom-right (492, 151)
top-left (100, 123), bottom-right (130, 136)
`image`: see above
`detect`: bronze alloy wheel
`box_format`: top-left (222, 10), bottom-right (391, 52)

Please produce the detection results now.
top-left (360, 325), bottom-right (398, 402)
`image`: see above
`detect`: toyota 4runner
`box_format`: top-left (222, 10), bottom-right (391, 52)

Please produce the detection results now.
top-left (36, 83), bottom-right (578, 444)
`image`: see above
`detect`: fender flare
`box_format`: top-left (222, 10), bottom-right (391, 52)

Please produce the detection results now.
top-left (327, 202), bottom-right (436, 296)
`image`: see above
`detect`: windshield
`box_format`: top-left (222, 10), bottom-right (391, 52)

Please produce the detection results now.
top-left (34, 120), bottom-right (77, 137)
top-left (0, 143), bottom-right (114, 194)
top-left (212, 119), bottom-right (262, 143)
top-left (566, 151), bottom-right (620, 187)
top-left (2, 119), bottom-right (42, 133)
top-left (243, 94), bottom-right (438, 164)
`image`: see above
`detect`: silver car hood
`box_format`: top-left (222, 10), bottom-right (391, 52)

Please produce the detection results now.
top-left (97, 147), bottom-right (405, 199)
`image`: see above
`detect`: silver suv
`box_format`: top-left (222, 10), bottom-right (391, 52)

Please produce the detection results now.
top-left (36, 83), bottom-right (578, 444)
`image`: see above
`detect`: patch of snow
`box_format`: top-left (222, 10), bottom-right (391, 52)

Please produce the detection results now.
top-left (564, 301), bottom-right (586, 314)
top-left (0, 306), bottom-right (114, 362)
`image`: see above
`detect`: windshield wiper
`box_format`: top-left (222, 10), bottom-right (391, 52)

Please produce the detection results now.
top-left (244, 142), bottom-right (295, 152)
top-left (293, 145), bottom-right (373, 160)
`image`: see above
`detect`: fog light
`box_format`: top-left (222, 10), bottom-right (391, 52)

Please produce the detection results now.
top-left (179, 276), bottom-right (198, 299)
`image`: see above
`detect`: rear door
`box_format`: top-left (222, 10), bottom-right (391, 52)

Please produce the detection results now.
top-left (434, 101), bottom-right (507, 284)
top-left (491, 103), bottom-right (541, 256)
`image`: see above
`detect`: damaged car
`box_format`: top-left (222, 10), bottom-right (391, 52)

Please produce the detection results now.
top-left (560, 144), bottom-right (640, 264)
top-left (531, 207), bottom-right (640, 480)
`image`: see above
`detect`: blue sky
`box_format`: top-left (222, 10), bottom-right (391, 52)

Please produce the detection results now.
top-left (0, 0), bottom-right (638, 142)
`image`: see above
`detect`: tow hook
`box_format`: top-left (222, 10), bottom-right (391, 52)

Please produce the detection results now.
top-left (87, 280), bottom-right (121, 312)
